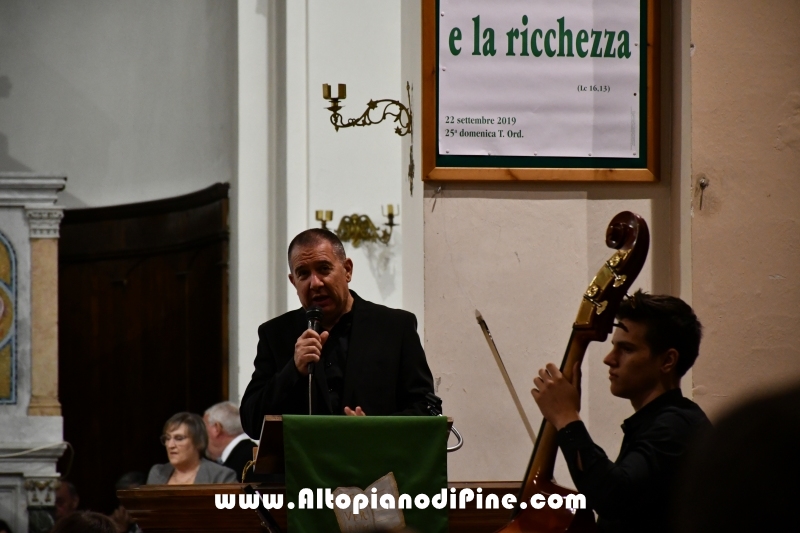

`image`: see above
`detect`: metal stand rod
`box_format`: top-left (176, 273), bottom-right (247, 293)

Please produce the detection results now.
top-left (447, 425), bottom-right (464, 453)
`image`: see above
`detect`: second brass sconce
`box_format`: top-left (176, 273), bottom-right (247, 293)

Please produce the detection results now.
top-left (316, 206), bottom-right (399, 247)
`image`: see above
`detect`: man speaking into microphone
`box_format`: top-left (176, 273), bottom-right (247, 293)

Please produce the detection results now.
top-left (239, 229), bottom-right (436, 439)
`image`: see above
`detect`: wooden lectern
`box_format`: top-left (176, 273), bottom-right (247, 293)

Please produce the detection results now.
top-left (119, 415), bottom-right (518, 532)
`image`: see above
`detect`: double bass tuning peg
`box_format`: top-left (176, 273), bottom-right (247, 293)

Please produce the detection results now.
top-left (607, 222), bottom-right (628, 248)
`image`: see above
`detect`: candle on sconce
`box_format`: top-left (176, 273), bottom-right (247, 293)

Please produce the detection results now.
top-left (322, 84), bottom-right (331, 100)
top-left (338, 83), bottom-right (346, 100)
top-left (382, 205), bottom-right (399, 226)
top-left (315, 210), bottom-right (333, 229)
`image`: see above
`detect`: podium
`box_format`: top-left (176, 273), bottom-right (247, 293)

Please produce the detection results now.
top-left (119, 415), bottom-right (518, 532)
top-left (252, 415), bottom-right (455, 477)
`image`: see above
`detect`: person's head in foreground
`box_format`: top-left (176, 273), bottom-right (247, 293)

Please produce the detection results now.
top-left (606, 290), bottom-right (702, 410)
top-left (115, 471), bottom-right (146, 491)
top-left (51, 512), bottom-right (116, 533)
top-left (0, 518), bottom-right (11, 533)
top-left (675, 382), bottom-right (800, 532)
top-left (54, 480), bottom-right (80, 521)
top-left (287, 228), bottom-right (353, 330)
top-left (160, 412), bottom-right (208, 471)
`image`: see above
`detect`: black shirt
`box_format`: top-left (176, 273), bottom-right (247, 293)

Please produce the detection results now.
top-left (557, 389), bottom-right (711, 533)
top-left (320, 308), bottom-right (354, 414)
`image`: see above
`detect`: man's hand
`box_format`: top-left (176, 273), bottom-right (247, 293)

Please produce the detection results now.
top-left (531, 362), bottom-right (582, 430)
top-left (344, 406), bottom-right (366, 416)
top-left (294, 329), bottom-right (329, 376)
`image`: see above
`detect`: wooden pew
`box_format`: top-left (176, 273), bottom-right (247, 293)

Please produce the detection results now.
top-left (119, 481), bottom-right (519, 532)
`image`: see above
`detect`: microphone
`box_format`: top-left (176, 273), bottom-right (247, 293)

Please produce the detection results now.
top-left (305, 306), bottom-right (323, 376)
top-left (306, 306), bottom-right (323, 416)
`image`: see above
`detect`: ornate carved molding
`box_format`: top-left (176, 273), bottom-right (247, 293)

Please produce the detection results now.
top-left (25, 477), bottom-right (60, 507)
top-left (25, 208), bottom-right (65, 239)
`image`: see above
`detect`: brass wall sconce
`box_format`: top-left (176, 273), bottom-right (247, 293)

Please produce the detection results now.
top-left (322, 83), bottom-right (412, 137)
top-left (315, 205), bottom-right (399, 247)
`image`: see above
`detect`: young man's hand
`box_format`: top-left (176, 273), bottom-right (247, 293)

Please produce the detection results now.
top-left (531, 362), bottom-right (582, 430)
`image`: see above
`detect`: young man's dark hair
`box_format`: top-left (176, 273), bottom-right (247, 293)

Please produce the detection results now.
top-left (616, 290), bottom-right (703, 377)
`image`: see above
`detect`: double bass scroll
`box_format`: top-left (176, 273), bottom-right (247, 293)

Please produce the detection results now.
top-left (495, 211), bottom-right (650, 533)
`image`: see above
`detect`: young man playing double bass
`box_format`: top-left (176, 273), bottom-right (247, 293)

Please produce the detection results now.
top-left (532, 291), bottom-right (711, 533)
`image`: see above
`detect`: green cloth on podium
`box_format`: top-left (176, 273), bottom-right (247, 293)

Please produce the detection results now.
top-left (284, 415), bottom-right (448, 533)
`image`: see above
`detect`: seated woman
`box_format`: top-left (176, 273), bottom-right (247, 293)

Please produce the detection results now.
top-left (147, 412), bottom-right (236, 484)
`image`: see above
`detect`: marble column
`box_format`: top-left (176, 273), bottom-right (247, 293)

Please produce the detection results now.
top-left (27, 208), bottom-right (63, 417)
top-left (0, 173), bottom-right (67, 533)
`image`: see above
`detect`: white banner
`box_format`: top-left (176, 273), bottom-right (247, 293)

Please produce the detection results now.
top-left (438, 0), bottom-right (641, 159)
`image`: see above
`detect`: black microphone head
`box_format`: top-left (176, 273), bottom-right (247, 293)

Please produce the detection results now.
top-left (306, 306), bottom-right (323, 333)
top-left (306, 306), bottom-right (323, 322)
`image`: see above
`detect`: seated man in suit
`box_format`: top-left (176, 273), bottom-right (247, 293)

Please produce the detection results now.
top-left (204, 401), bottom-right (256, 482)
top-left (240, 229), bottom-right (436, 438)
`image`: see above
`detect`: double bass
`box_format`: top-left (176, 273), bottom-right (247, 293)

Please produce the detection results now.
top-left (496, 211), bottom-right (650, 533)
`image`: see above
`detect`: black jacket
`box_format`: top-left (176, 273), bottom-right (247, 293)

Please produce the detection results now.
top-left (240, 292), bottom-right (435, 438)
top-left (223, 438), bottom-right (256, 483)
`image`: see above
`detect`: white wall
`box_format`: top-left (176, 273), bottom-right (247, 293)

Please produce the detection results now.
top-left (232, 0), bottom-right (271, 402)
top-left (401, 0), bottom-right (426, 336)
top-left (0, 0), bottom-right (237, 207)
top-left (690, 0), bottom-right (800, 417)
top-left (303, 0), bottom-right (404, 310)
